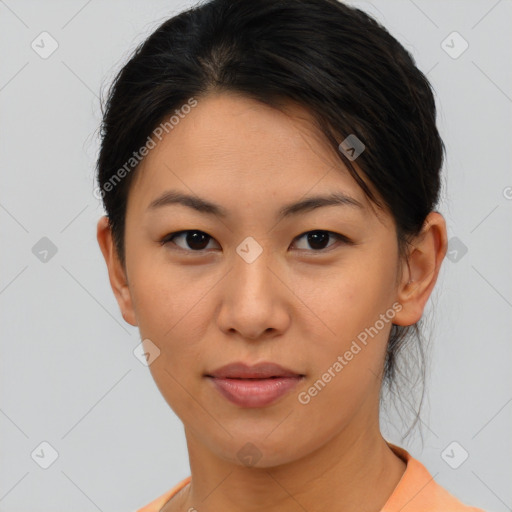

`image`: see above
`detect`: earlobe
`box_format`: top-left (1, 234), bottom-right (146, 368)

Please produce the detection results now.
top-left (96, 216), bottom-right (138, 327)
top-left (393, 212), bottom-right (448, 326)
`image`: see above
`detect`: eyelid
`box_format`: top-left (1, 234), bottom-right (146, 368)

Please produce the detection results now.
top-left (159, 230), bottom-right (219, 251)
top-left (292, 230), bottom-right (352, 251)
top-left (160, 229), bottom-right (352, 252)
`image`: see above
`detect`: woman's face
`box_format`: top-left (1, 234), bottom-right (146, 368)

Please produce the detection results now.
top-left (109, 93), bottom-right (411, 467)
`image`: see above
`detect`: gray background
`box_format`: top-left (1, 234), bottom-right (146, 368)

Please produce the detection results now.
top-left (1, 0), bottom-right (511, 511)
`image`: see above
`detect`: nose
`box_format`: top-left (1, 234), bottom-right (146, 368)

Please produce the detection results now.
top-left (216, 243), bottom-right (291, 341)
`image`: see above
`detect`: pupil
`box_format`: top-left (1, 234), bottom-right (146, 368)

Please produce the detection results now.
top-left (188, 231), bottom-right (209, 250)
top-left (308, 231), bottom-right (329, 250)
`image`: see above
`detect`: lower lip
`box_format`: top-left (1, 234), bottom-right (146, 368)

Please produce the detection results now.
top-left (208, 376), bottom-right (303, 407)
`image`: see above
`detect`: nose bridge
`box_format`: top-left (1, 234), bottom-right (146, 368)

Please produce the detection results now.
top-left (232, 234), bottom-right (275, 297)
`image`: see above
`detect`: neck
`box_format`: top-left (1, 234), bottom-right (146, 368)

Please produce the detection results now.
top-left (177, 411), bottom-right (406, 512)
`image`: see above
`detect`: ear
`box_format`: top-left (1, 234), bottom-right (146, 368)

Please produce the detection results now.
top-left (393, 212), bottom-right (448, 326)
top-left (96, 216), bottom-right (138, 326)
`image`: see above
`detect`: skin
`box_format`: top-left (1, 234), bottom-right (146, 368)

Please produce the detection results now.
top-left (97, 92), bottom-right (447, 512)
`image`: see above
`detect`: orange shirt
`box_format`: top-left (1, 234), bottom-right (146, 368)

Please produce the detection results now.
top-left (137, 443), bottom-right (485, 512)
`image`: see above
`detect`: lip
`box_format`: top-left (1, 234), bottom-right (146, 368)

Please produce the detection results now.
top-left (205, 362), bottom-right (305, 408)
top-left (207, 361), bottom-right (302, 379)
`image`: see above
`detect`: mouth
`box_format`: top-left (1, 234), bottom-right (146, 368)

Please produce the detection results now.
top-left (205, 362), bottom-right (305, 408)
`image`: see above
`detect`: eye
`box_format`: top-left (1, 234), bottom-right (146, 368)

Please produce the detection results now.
top-left (292, 230), bottom-right (350, 252)
top-left (160, 229), bottom-right (351, 253)
top-left (160, 230), bottom-right (219, 252)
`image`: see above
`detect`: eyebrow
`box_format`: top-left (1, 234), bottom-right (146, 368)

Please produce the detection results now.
top-left (147, 190), bottom-right (364, 220)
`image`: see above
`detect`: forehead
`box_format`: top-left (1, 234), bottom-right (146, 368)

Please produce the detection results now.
top-left (127, 92), bottom-right (380, 220)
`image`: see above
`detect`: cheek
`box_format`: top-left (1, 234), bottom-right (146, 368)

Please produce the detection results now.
top-left (127, 259), bottom-right (224, 391)
top-left (128, 248), bottom-right (210, 337)
top-left (294, 249), bottom-right (397, 396)
top-left (300, 254), bottom-right (397, 342)
top-left (131, 265), bottom-right (211, 413)
top-left (293, 273), bottom-right (393, 432)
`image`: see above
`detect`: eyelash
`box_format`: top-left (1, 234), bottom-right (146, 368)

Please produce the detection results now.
top-left (159, 229), bottom-right (352, 254)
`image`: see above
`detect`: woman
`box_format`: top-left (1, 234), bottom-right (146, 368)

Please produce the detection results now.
top-left (95, 0), bottom-right (485, 510)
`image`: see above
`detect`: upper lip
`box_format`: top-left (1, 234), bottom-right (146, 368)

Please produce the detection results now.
top-left (206, 362), bottom-right (303, 379)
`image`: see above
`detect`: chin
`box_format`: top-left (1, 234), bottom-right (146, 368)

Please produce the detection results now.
top-left (206, 432), bottom-right (315, 469)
